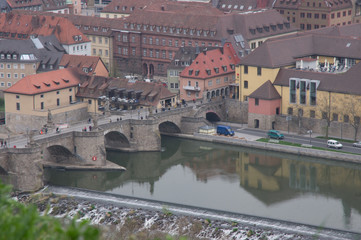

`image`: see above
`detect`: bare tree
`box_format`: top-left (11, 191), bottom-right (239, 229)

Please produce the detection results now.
top-left (342, 95), bottom-right (361, 141)
top-left (317, 93), bottom-right (332, 138)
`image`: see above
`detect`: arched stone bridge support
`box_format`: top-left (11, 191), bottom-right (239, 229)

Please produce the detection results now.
top-left (74, 131), bottom-right (106, 166)
top-left (0, 147), bottom-right (43, 192)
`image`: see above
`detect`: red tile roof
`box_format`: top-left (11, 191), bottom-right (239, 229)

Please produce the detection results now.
top-left (249, 80), bottom-right (281, 100)
top-left (180, 44), bottom-right (240, 79)
top-left (0, 12), bottom-right (90, 45)
top-left (59, 54), bottom-right (107, 76)
top-left (4, 68), bottom-right (81, 95)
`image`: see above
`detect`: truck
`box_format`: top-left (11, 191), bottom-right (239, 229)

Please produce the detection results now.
top-left (216, 125), bottom-right (235, 136)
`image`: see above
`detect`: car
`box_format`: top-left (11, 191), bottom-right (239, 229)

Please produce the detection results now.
top-left (353, 141), bottom-right (361, 148)
top-left (327, 139), bottom-right (343, 149)
top-left (267, 130), bottom-right (284, 139)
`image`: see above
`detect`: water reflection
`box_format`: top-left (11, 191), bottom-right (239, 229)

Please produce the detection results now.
top-left (45, 136), bottom-right (361, 233)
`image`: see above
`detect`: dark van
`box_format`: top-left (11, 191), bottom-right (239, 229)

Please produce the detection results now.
top-left (217, 125), bottom-right (235, 136)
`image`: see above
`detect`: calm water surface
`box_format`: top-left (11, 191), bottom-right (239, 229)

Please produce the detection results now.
top-left (45, 136), bottom-right (361, 233)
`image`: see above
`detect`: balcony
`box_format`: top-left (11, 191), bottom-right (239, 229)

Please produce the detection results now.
top-left (183, 85), bottom-right (201, 91)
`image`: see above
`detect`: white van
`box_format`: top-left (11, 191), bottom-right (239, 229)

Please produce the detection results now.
top-left (327, 140), bottom-right (343, 149)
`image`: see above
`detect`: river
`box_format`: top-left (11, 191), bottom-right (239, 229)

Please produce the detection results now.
top-left (44, 135), bottom-right (361, 234)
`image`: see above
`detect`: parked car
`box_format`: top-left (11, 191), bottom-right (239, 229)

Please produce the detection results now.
top-left (216, 125), bottom-right (235, 136)
top-left (327, 139), bottom-right (343, 149)
top-left (267, 130), bottom-right (284, 139)
top-left (353, 141), bottom-right (361, 148)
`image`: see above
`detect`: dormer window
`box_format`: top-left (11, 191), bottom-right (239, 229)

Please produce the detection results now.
top-left (102, 28), bottom-right (107, 32)
top-left (7, 54), bottom-right (11, 59)
top-left (176, 28), bottom-right (180, 34)
top-left (74, 35), bottom-right (78, 41)
top-left (264, 26), bottom-right (270, 31)
top-left (222, 65), bottom-right (227, 71)
top-left (13, 54), bottom-right (17, 60)
top-left (83, 67), bottom-right (89, 73)
top-left (137, 24), bottom-right (141, 30)
top-left (214, 67), bottom-right (219, 73)
top-left (206, 69), bottom-right (211, 75)
top-left (42, 64), bottom-right (46, 69)
top-left (195, 70), bottom-right (200, 76)
top-left (93, 27), bottom-right (98, 31)
top-left (271, 25), bottom-right (276, 31)
top-left (189, 69), bottom-right (193, 75)
top-left (277, 24), bottom-right (284, 30)
top-left (210, 31), bottom-right (215, 37)
top-left (122, 6), bottom-right (127, 11)
top-left (124, 23), bottom-right (128, 29)
top-left (249, 28), bottom-right (256, 34)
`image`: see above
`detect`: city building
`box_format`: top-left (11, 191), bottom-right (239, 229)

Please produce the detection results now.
top-left (63, 14), bottom-right (119, 75)
top-left (0, 12), bottom-right (91, 55)
top-left (59, 54), bottom-right (109, 77)
top-left (273, 0), bottom-right (353, 30)
top-left (76, 75), bottom-right (178, 113)
top-left (0, 35), bottom-right (66, 93)
top-left (100, 0), bottom-right (166, 19)
top-left (115, 4), bottom-right (297, 78)
top-left (216, 0), bottom-right (272, 13)
top-left (166, 46), bottom-right (215, 94)
top-left (0, 0), bottom-right (73, 13)
top-left (179, 43), bottom-right (240, 102)
top-left (4, 68), bottom-right (88, 132)
top-left (236, 27), bottom-right (361, 138)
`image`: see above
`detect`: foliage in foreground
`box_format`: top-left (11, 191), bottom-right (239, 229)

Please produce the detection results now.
top-left (0, 181), bottom-right (100, 240)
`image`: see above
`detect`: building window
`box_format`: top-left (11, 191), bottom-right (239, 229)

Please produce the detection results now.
top-left (16, 102), bottom-right (20, 111)
top-left (307, 13), bottom-right (312, 18)
top-left (123, 35), bottom-right (128, 42)
top-left (300, 81), bottom-right (306, 104)
top-left (310, 82), bottom-right (316, 105)
top-left (41, 102), bottom-right (44, 110)
top-left (170, 83), bottom-right (174, 88)
top-left (244, 65), bottom-right (248, 74)
top-left (216, 78), bottom-right (220, 84)
top-left (251, 42), bottom-right (256, 49)
top-left (287, 107), bottom-right (293, 115)
top-left (93, 49), bottom-right (96, 55)
top-left (314, 13), bottom-right (319, 19)
top-left (131, 48), bottom-right (136, 56)
top-left (300, 24), bottom-right (305, 30)
top-left (257, 67), bottom-right (262, 76)
top-left (310, 110), bottom-right (315, 118)
top-left (224, 76), bottom-right (228, 82)
top-left (255, 98), bottom-right (259, 105)
top-left (244, 80), bottom-right (248, 89)
top-left (300, 12), bottom-right (305, 18)
top-left (344, 114), bottom-right (349, 122)
top-left (143, 49), bottom-right (147, 57)
top-left (57, 98), bottom-right (60, 106)
top-left (99, 37), bottom-right (102, 44)
top-left (331, 13), bottom-right (335, 19)
top-left (332, 113), bottom-right (338, 121)
top-left (322, 111), bottom-right (327, 119)
top-left (175, 83), bottom-right (178, 88)
top-left (290, 79), bottom-right (296, 103)
top-left (6, 64), bottom-right (10, 69)
top-left (322, 14), bottom-right (326, 19)
top-left (208, 80), bottom-right (213, 86)
top-left (298, 108), bottom-right (303, 117)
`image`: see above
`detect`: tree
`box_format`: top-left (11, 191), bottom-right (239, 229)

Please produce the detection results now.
top-left (0, 181), bottom-right (99, 240)
top-left (342, 96), bottom-right (361, 141)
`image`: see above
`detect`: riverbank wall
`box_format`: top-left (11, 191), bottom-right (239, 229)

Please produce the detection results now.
top-left (166, 133), bottom-right (361, 164)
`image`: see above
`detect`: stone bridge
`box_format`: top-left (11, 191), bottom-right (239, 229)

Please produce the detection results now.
top-left (101, 101), bottom-right (227, 152)
top-left (0, 101), bottom-right (228, 191)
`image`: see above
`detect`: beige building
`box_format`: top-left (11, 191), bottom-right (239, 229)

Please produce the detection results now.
top-left (65, 15), bottom-right (119, 76)
top-left (4, 68), bottom-right (88, 133)
top-left (0, 36), bottom-right (65, 94)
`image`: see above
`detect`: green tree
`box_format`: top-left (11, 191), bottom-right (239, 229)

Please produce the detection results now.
top-left (0, 181), bottom-right (99, 240)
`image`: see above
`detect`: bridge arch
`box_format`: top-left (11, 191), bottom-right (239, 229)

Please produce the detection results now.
top-left (46, 145), bottom-right (74, 164)
top-left (105, 131), bottom-right (130, 149)
top-left (159, 121), bottom-right (181, 133)
top-left (0, 166), bottom-right (7, 175)
top-left (206, 111), bottom-right (221, 122)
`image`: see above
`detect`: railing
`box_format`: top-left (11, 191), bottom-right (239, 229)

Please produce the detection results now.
top-left (183, 85), bottom-right (201, 91)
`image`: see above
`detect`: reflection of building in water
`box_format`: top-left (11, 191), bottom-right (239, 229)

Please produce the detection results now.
top-left (236, 151), bottom-right (361, 224)
top-left (183, 148), bottom-right (239, 183)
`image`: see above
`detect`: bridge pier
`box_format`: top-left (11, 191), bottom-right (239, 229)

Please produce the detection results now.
top-left (74, 130), bottom-right (106, 166)
top-left (1, 147), bottom-right (44, 192)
